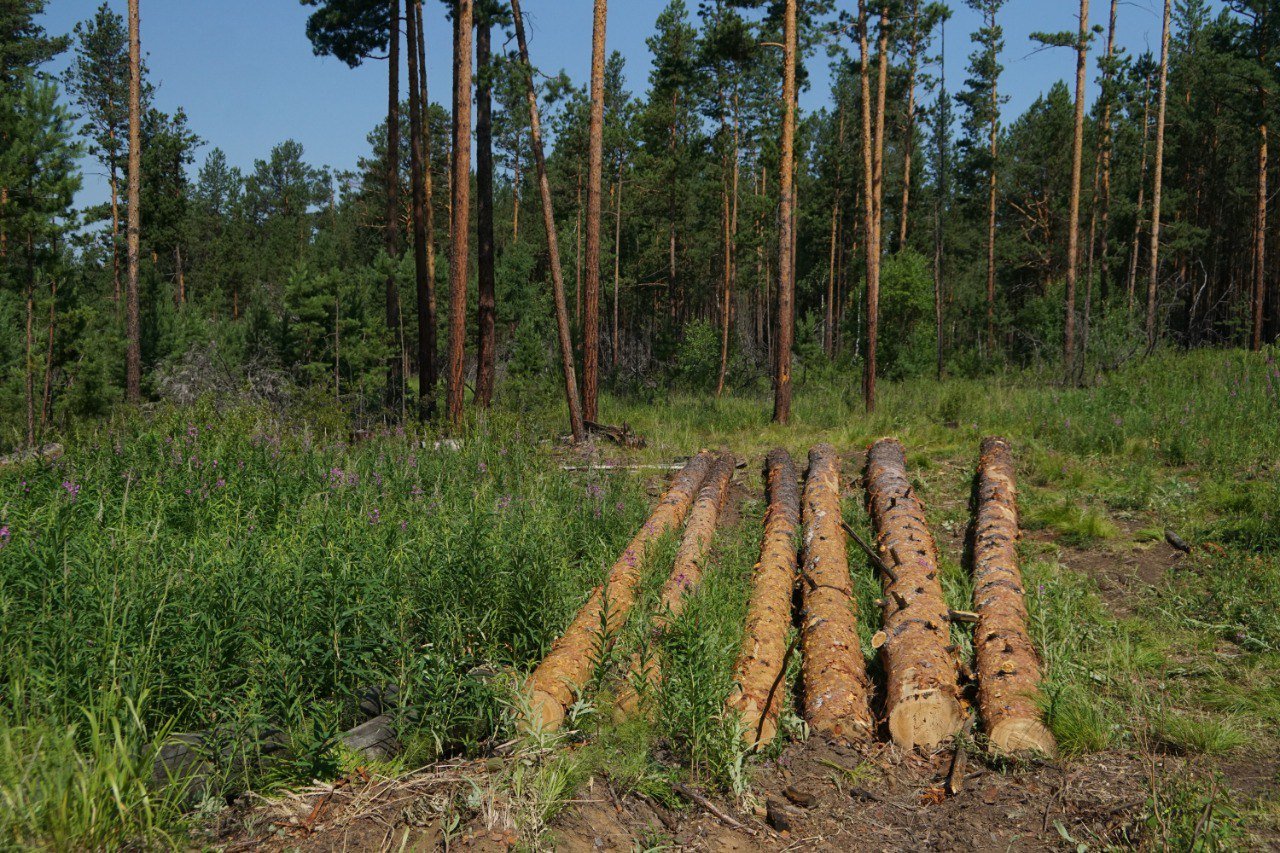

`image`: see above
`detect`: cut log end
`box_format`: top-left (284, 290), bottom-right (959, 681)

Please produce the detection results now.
top-left (988, 717), bottom-right (1058, 758)
top-left (812, 715), bottom-right (873, 746)
top-left (887, 691), bottom-right (964, 752)
top-left (522, 689), bottom-right (567, 734)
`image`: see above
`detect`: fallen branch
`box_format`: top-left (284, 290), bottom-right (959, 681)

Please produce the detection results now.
top-left (841, 520), bottom-right (898, 584)
top-left (673, 783), bottom-right (754, 834)
top-left (584, 420), bottom-right (647, 449)
top-left (947, 714), bottom-right (976, 796)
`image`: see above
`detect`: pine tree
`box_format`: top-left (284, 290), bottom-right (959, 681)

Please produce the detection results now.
top-left (445, 0), bottom-right (473, 427)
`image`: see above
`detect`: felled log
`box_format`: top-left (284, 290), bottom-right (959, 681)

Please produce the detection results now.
top-left (799, 444), bottom-right (874, 743)
top-left (971, 437), bottom-right (1057, 756)
top-left (523, 451), bottom-right (715, 732)
top-left (0, 442), bottom-right (63, 468)
top-left (726, 449), bottom-right (800, 748)
top-left (584, 420), bottom-right (647, 449)
top-left (615, 452), bottom-right (736, 719)
top-left (865, 438), bottom-right (963, 751)
top-left (150, 727), bottom-right (288, 804)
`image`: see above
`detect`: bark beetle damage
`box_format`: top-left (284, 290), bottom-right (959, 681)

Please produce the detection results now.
top-left (523, 451), bottom-right (715, 732)
top-left (800, 443), bottom-right (874, 743)
top-left (972, 437), bottom-right (1057, 756)
top-left (864, 438), bottom-right (963, 751)
top-left (614, 452), bottom-right (737, 720)
top-left (726, 449), bottom-right (800, 749)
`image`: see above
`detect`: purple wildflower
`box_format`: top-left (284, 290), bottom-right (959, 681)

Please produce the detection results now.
top-left (61, 480), bottom-right (80, 501)
top-left (215, 478), bottom-right (227, 489)
top-left (0, 526), bottom-right (9, 547)
top-left (497, 494), bottom-right (513, 511)
top-left (368, 508), bottom-right (381, 525)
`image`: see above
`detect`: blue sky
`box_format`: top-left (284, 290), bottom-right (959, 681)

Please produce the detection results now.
top-left (39, 0), bottom-right (1180, 209)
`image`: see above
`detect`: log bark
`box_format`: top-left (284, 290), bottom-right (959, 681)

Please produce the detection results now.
top-left (971, 437), bottom-right (1056, 756)
top-left (726, 449), bottom-right (800, 748)
top-left (800, 444), bottom-right (873, 743)
top-left (864, 438), bottom-right (963, 751)
top-left (523, 451), bottom-right (715, 731)
top-left (615, 452), bottom-right (736, 719)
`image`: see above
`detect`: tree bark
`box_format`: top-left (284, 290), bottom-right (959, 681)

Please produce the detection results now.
top-left (446, 0), bottom-right (473, 427)
top-left (125, 0), bottom-right (142, 403)
top-left (612, 164), bottom-right (623, 369)
top-left (583, 0), bottom-right (607, 421)
top-left (41, 277), bottom-right (57, 432)
top-left (772, 0), bottom-right (797, 424)
top-left (865, 438), bottom-right (963, 751)
top-left (385, 0), bottom-right (404, 416)
top-left (475, 12), bottom-right (496, 407)
top-left (1146, 0), bottom-right (1171, 350)
top-left (408, 0), bottom-right (437, 419)
top-left (858, 1), bottom-right (882, 413)
top-left (934, 17), bottom-right (948, 378)
top-left (1063, 0), bottom-right (1089, 378)
top-left (510, 0), bottom-right (585, 443)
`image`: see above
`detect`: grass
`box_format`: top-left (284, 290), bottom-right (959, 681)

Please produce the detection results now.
top-left (2, 347), bottom-right (1279, 847)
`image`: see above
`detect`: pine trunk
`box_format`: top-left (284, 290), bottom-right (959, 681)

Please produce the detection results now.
top-left (772, 0), bottom-right (797, 424)
top-left (475, 14), bottom-right (496, 407)
top-left (408, 0), bottom-right (436, 419)
top-left (1146, 0), bottom-right (1171, 350)
top-left (1063, 0), bottom-right (1089, 378)
top-left (125, 0), bottom-right (142, 403)
top-left (385, 0), bottom-right (404, 416)
top-left (446, 0), bottom-right (473, 427)
top-left (583, 0), bottom-right (607, 421)
top-left (510, 0), bottom-right (585, 443)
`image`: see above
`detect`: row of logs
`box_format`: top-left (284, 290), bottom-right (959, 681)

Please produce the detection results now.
top-left (521, 438), bottom-right (1054, 756)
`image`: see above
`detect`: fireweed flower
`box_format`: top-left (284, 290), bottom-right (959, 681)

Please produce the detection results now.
top-left (61, 480), bottom-right (80, 501)
top-left (0, 526), bottom-right (9, 548)
top-left (368, 508), bottom-right (381, 525)
top-left (496, 494), bottom-right (513, 511)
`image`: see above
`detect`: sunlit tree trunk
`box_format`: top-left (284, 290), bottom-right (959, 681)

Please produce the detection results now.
top-left (125, 0), bottom-right (142, 403)
top-left (583, 0), bottom-right (607, 421)
top-left (384, 0), bottom-right (404, 416)
top-left (510, 0), bottom-right (585, 442)
top-left (1063, 0), bottom-right (1089, 379)
top-left (446, 0), bottom-right (473, 426)
top-left (898, 0), bottom-right (920, 251)
top-left (475, 12), bottom-right (496, 408)
top-left (1252, 102), bottom-right (1268, 350)
top-left (408, 0), bottom-right (436, 419)
top-left (772, 0), bottom-right (797, 424)
top-left (1146, 0), bottom-right (1170, 350)
top-left (1127, 72), bottom-right (1152, 317)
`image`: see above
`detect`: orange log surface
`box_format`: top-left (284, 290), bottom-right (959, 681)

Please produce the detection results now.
top-left (865, 438), bottom-right (963, 751)
top-left (972, 437), bottom-right (1056, 756)
top-left (523, 451), bottom-right (714, 731)
top-left (726, 449), bottom-right (800, 748)
top-left (615, 452), bottom-right (736, 718)
top-left (800, 443), bottom-right (874, 742)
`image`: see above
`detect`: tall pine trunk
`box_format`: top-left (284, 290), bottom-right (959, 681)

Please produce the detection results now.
top-left (1252, 102), bottom-right (1268, 350)
top-left (446, 0), bottom-right (473, 427)
top-left (983, 4), bottom-right (999, 356)
top-left (772, 0), bottom-right (797, 424)
top-left (475, 12), bottom-right (496, 407)
top-left (934, 17), bottom-right (948, 378)
top-left (1127, 72), bottom-right (1152, 317)
top-left (1063, 0), bottom-right (1089, 379)
top-left (858, 0), bottom-right (878, 410)
top-left (613, 162), bottom-right (623, 368)
top-left (125, 0), bottom-right (142, 403)
top-left (583, 0), bottom-right (607, 421)
top-left (408, 0), bottom-right (436, 419)
top-left (898, 0), bottom-right (920, 251)
top-left (385, 0), bottom-right (404, 417)
top-left (1146, 0), bottom-right (1171, 350)
top-left (510, 0), bottom-right (584, 442)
